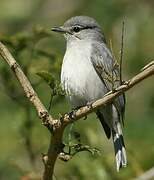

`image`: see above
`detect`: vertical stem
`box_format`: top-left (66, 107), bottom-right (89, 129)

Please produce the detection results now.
top-left (43, 126), bottom-right (65, 180)
top-left (119, 21), bottom-right (125, 85)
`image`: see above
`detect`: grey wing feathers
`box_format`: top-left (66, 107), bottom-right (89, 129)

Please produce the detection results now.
top-left (90, 42), bottom-right (125, 124)
top-left (90, 42), bottom-right (127, 170)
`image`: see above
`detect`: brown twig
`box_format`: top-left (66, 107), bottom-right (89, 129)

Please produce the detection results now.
top-left (62, 61), bottom-right (154, 123)
top-left (134, 166), bottom-right (154, 180)
top-left (0, 41), bottom-right (60, 180)
top-left (0, 42), bottom-right (55, 128)
top-left (119, 21), bottom-right (125, 85)
top-left (0, 41), bottom-right (154, 180)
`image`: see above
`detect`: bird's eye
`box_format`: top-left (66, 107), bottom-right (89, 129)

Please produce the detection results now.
top-left (73, 26), bottom-right (81, 32)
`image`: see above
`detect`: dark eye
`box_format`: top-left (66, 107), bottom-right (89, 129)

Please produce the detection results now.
top-left (73, 26), bottom-right (80, 32)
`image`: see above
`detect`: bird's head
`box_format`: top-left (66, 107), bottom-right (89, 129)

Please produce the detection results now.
top-left (51, 16), bottom-right (106, 43)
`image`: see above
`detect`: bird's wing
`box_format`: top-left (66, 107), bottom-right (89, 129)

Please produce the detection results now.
top-left (90, 42), bottom-right (125, 124)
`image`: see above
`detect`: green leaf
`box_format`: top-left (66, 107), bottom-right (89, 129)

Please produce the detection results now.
top-left (71, 144), bottom-right (101, 156)
top-left (36, 71), bottom-right (55, 88)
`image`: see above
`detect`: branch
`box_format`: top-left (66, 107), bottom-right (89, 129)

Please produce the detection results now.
top-left (134, 167), bottom-right (154, 180)
top-left (0, 42), bottom-right (60, 180)
top-left (62, 60), bottom-right (154, 124)
top-left (119, 21), bottom-right (125, 85)
top-left (0, 42), bottom-right (55, 129)
top-left (0, 41), bottom-right (154, 180)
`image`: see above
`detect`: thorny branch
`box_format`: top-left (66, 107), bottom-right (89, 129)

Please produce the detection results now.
top-left (0, 41), bottom-right (154, 180)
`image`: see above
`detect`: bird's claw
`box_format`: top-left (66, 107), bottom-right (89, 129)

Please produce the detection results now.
top-left (86, 101), bottom-right (94, 109)
top-left (68, 110), bottom-right (77, 119)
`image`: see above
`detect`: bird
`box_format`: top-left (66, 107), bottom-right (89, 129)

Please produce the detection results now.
top-left (51, 16), bottom-right (127, 171)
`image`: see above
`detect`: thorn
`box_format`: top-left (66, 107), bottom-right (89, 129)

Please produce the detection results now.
top-left (83, 115), bottom-right (87, 120)
top-left (42, 153), bottom-right (48, 164)
top-left (59, 152), bottom-right (72, 162)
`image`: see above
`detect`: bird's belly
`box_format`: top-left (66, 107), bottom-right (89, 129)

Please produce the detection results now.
top-left (61, 45), bottom-right (107, 108)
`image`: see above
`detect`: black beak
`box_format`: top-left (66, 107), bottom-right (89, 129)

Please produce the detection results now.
top-left (51, 26), bottom-right (67, 33)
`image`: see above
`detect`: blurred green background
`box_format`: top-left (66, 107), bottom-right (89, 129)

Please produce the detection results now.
top-left (0, 0), bottom-right (154, 179)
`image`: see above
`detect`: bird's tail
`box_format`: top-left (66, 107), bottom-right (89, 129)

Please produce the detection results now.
top-left (112, 122), bottom-right (127, 171)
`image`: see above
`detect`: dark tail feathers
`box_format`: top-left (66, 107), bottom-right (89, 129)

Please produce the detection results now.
top-left (97, 110), bottom-right (127, 171)
top-left (112, 125), bottom-right (127, 171)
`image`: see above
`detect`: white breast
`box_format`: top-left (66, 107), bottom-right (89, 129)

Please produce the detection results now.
top-left (61, 40), bottom-right (106, 108)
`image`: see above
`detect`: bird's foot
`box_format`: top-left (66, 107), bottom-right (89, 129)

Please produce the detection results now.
top-left (68, 106), bottom-right (82, 119)
top-left (67, 110), bottom-right (77, 119)
top-left (86, 101), bottom-right (94, 109)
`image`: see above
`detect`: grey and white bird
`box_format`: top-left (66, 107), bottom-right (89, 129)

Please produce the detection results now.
top-left (52, 16), bottom-right (127, 171)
